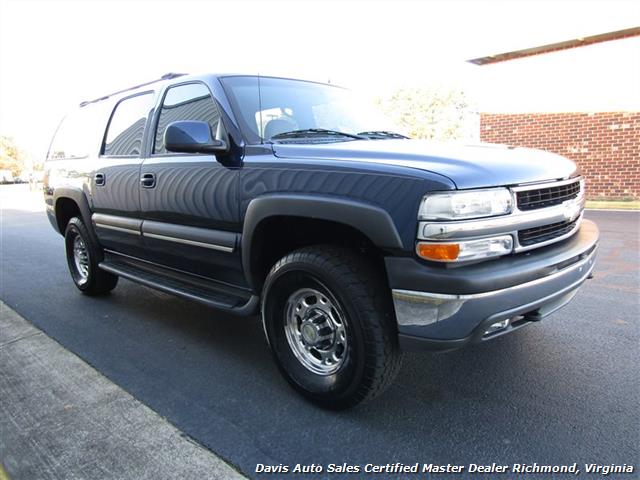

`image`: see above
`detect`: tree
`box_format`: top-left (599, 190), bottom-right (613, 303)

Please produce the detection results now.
top-left (376, 87), bottom-right (475, 141)
top-left (0, 136), bottom-right (25, 176)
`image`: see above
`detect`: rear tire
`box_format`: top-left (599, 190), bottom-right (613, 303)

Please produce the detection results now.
top-left (262, 245), bottom-right (402, 409)
top-left (64, 217), bottom-right (118, 295)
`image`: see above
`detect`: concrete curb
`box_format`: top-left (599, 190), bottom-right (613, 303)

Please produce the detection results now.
top-left (0, 301), bottom-right (246, 480)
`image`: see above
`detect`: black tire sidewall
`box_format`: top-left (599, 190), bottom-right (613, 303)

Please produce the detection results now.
top-left (263, 258), bottom-right (368, 406)
top-left (64, 218), bottom-right (99, 292)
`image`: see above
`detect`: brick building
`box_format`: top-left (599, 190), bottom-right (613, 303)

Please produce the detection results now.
top-left (469, 28), bottom-right (640, 200)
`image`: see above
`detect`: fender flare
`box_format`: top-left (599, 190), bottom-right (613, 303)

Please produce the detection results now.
top-left (241, 194), bottom-right (405, 291)
top-left (52, 188), bottom-right (99, 243)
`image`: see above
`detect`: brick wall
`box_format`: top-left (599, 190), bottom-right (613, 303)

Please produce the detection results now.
top-left (480, 112), bottom-right (640, 199)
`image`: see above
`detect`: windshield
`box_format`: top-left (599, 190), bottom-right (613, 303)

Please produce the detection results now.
top-left (219, 76), bottom-right (401, 144)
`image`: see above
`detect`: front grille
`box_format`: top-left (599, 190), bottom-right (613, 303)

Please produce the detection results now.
top-left (518, 218), bottom-right (579, 246)
top-left (517, 180), bottom-right (581, 211)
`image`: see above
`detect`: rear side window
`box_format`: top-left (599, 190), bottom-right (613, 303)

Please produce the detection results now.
top-left (153, 83), bottom-right (222, 154)
top-left (103, 93), bottom-right (153, 156)
top-left (48, 102), bottom-right (110, 160)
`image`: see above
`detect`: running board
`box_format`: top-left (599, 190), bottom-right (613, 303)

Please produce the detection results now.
top-left (99, 258), bottom-right (259, 316)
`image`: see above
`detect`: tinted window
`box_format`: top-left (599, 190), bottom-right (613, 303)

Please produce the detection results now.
top-left (154, 83), bottom-right (222, 154)
top-left (48, 102), bottom-right (110, 160)
top-left (103, 93), bottom-right (153, 156)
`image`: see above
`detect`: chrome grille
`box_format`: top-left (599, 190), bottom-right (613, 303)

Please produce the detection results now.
top-left (517, 180), bottom-right (581, 211)
top-left (418, 177), bottom-right (585, 255)
top-left (518, 218), bottom-right (579, 247)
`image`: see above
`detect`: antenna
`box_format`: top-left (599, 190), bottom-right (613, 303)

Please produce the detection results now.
top-left (257, 74), bottom-right (264, 143)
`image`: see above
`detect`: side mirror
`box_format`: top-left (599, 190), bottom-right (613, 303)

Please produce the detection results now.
top-left (164, 120), bottom-right (228, 154)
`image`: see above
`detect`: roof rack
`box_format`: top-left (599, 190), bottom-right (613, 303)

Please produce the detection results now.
top-left (79, 72), bottom-right (187, 106)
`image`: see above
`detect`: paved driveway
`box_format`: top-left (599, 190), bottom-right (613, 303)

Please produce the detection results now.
top-left (1, 187), bottom-right (638, 478)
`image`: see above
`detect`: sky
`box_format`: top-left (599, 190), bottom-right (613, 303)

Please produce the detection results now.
top-left (0, 0), bottom-right (638, 163)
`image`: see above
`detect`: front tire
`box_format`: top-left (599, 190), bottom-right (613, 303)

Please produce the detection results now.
top-left (262, 246), bottom-right (402, 409)
top-left (64, 217), bottom-right (118, 295)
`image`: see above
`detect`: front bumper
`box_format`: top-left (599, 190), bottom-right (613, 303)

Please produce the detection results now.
top-left (387, 220), bottom-right (599, 351)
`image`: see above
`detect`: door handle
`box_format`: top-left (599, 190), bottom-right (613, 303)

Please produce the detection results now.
top-left (94, 172), bottom-right (105, 186)
top-left (140, 173), bottom-right (156, 188)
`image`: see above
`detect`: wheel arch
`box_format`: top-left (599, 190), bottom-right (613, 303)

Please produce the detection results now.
top-left (53, 188), bottom-right (98, 243)
top-left (241, 195), bottom-right (405, 293)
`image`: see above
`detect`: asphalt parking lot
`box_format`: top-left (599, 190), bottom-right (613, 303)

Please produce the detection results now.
top-left (1, 185), bottom-right (638, 478)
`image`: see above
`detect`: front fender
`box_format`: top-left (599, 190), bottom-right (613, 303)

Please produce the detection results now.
top-left (241, 194), bottom-right (405, 291)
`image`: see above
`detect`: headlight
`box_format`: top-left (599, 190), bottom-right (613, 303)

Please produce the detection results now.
top-left (418, 188), bottom-right (513, 220)
top-left (417, 235), bottom-right (513, 262)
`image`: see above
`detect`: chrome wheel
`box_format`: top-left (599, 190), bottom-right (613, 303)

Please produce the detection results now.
top-left (284, 287), bottom-right (348, 375)
top-left (73, 235), bottom-right (90, 282)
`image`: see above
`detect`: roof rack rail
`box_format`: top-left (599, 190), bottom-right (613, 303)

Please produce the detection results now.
top-left (79, 72), bottom-right (188, 106)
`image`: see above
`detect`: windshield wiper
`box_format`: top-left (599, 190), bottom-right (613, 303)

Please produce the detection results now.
top-left (270, 129), bottom-right (365, 141)
top-left (357, 130), bottom-right (409, 140)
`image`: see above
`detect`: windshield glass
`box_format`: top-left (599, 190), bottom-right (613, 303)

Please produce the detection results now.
top-left (219, 76), bottom-right (400, 144)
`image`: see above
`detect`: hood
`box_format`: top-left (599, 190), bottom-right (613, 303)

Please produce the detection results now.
top-left (272, 139), bottom-right (579, 189)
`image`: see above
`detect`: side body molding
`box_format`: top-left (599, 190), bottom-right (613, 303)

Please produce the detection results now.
top-left (241, 194), bottom-right (405, 291)
top-left (90, 215), bottom-right (239, 252)
top-left (142, 220), bottom-right (238, 252)
top-left (93, 213), bottom-right (142, 235)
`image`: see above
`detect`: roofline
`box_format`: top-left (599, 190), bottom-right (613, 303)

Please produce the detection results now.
top-left (79, 72), bottom-right (187, 107)
top-left (467, 26), bottom-right (640, 66)
top-left (78, 72), bottom-right (345, 108)
top-left (217, 74), bottom-right (344, 88)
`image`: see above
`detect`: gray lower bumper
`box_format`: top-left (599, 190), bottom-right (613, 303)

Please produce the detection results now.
top-left (393, 226), bottom-right (598, 351)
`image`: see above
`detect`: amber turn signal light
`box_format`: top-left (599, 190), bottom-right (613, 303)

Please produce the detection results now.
top-left (416, 242), bottom-right (460, 261)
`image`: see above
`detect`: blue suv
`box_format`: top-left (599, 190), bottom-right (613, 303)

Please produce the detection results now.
top-left (44, 73), bottom-right (599, 408)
